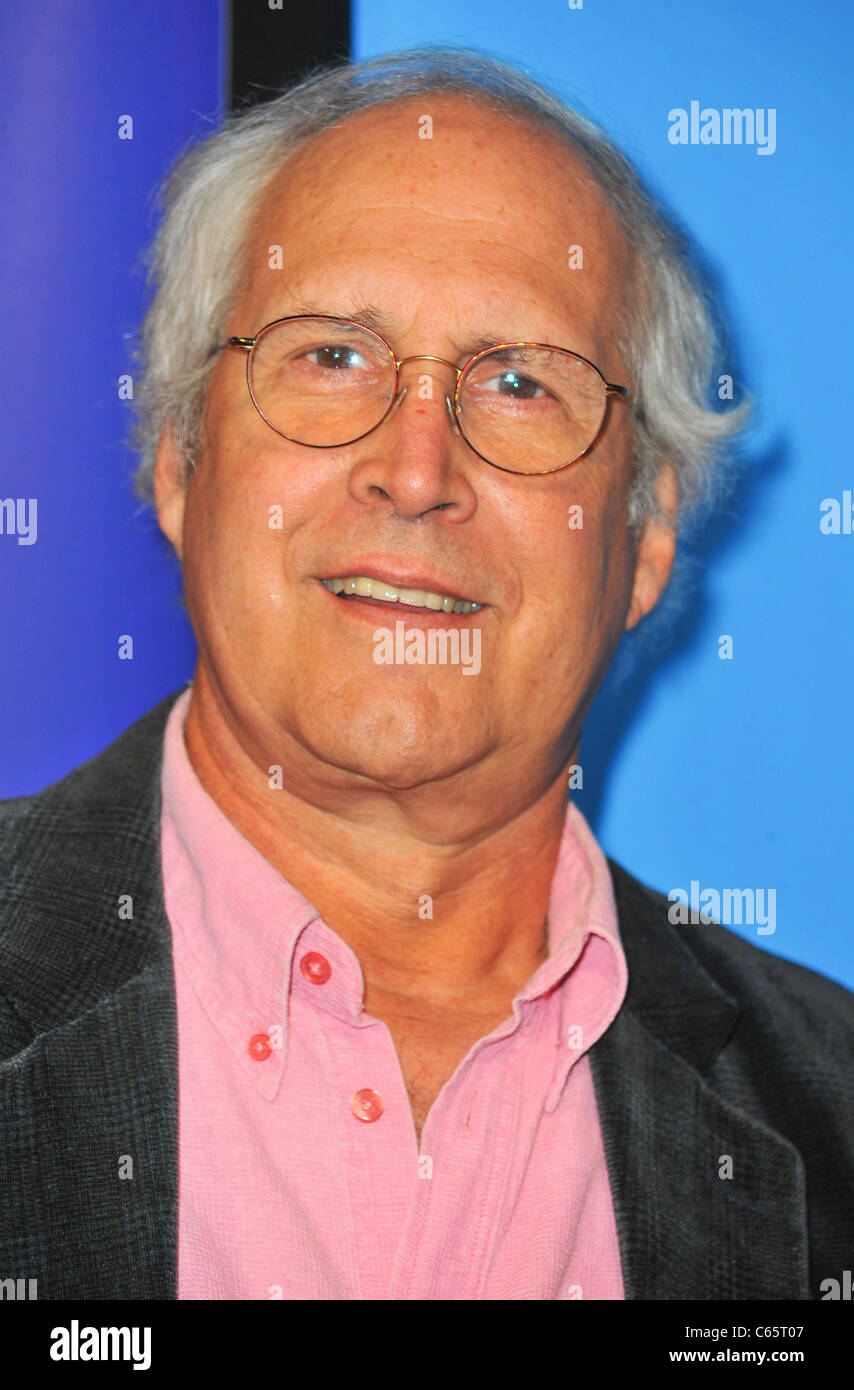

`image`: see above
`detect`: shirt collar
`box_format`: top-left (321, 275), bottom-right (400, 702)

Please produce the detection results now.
top-left (160, 685), bottom-right (317, 1100)
top-left (534, 802), bottom-right (628, 1110)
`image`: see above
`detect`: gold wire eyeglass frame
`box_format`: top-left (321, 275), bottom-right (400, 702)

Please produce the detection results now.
top-left (222, 313), bottom-right (630, 477)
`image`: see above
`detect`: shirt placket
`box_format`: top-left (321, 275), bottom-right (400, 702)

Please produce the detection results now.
top-left (317, 1008), bottom-right (421, 1298)
top-left (384, 1028), bottom-right (527, 1300)
top-left (292, 924), bottom-right (420, 1298)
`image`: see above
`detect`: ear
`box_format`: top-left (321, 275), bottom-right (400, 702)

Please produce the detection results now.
top-left (624, 462), bottom-right (678, 631)
top-left (153, 425), bottom-right (189, 563)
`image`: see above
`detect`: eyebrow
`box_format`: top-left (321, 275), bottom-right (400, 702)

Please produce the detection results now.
top-left (283, 297), bottom-right (560, 358)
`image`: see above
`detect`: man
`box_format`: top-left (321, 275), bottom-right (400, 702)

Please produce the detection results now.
top-left (1, 47), bottom-right (852, 1301)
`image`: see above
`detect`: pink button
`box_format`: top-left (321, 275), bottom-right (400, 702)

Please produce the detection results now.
top-left (300, 951), bottom-right (331, 985)
top-left (248, 1033), bottom-right (272, 1061)
top-left (350, 1088), bottom-right (383, 1123)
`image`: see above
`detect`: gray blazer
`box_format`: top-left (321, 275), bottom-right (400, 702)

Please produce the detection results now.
top-left (1, 687), bottom-right (852, 1300)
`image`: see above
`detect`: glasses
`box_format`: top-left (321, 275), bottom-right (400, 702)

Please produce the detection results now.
top-left (224, 314), bottom-right (629, 476)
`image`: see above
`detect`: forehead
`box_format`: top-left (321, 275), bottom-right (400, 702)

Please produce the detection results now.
top-left (238, 94), bottom-right (631, 354)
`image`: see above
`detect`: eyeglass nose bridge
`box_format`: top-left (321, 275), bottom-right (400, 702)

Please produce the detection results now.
top-left (389, 353), bottom-right (463, 434)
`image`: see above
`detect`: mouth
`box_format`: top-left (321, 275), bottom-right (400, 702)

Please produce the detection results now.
top-left (319, 574), bottom-right (484, 615)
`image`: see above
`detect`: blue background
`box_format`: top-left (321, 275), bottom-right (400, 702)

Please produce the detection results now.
top-left (2, 1), bottom-right (851, 989)
top-left (0, 1), bottom-right (220, 790)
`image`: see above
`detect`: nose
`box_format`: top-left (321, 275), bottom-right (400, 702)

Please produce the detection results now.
top-left (346, 356), bottom-right (476, 523)
top-left (388, 353), bottom-right (462, 435)
top-left (386, 384), bottom-right (459, 432)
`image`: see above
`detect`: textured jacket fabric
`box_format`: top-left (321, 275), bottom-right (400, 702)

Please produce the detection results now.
top-left (1, 687), bottom-right (852, 1300)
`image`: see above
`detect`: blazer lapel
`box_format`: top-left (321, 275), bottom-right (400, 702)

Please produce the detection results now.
top-left (0, 690), bottom-right (183, 1299)
top-left (590, 861), bottom-right (809, 1300)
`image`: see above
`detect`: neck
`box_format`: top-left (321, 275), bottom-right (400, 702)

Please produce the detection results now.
top-left (182, 670), bottom-right (576, 1011)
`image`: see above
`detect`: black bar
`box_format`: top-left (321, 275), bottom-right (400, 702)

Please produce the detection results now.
top-left (6, 1299), bottom-right (851, 1375)
top-left (229, 0), bottom-right (350, 110)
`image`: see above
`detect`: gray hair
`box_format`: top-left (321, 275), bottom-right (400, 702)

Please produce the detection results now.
top-left (130, 44), bottom-right (748, 541)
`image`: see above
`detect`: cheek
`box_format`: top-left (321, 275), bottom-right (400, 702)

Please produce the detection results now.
top-left (567, 453), bottom-right (637, 613)
top-left (522, 502), bottom-right (611, 611)
top-left (179, 456), bottom-right (288, 633)
top-left (508, 490), bottom-right (635, 681)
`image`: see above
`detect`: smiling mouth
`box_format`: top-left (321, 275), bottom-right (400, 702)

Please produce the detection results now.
top-left (319, 575), bottom-right (483, 614)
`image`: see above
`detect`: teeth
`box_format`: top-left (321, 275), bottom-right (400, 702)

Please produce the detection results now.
top-left (370, 580), bottom-right (399, 602)
top-left (320, 576), bottom-right (482, 612)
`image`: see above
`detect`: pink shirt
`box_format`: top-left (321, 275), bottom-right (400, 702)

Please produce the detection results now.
top-left (160, 685), bottom-right (627, 1299)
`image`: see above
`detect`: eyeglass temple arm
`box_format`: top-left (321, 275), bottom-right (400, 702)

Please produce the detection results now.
top-left (203, 337), bottom-right (253, 362)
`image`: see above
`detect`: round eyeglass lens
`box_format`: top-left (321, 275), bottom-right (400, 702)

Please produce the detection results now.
top-left (248, 317), bottom-right (397, 446)
top-left (456, 345), bottom-right (608, 474)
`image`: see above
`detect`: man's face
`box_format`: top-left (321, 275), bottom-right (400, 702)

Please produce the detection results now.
top-left (156, 95), bottom-right (672, 814)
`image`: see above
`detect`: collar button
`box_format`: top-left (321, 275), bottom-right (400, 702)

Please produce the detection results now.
top-left (300, 951), bottom-right (332, 985)
top-left (248, 1033), bottom-right (272, 1061)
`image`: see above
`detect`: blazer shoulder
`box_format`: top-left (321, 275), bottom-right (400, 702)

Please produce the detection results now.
top-left (608, 857), bottom-right (854, 1042)
top-left (0, 686), bottom-right (185, 820)
top-left (0, 687), bottom-right (184, 938)
top-left (0, 689), bottom-right (183, 1041)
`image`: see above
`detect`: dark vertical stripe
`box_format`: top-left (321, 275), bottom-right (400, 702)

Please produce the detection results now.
top-left (229, 0), bottom-right (350, 110)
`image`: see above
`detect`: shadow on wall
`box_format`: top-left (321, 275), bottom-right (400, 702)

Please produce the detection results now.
top-left (577, 429), bottom-right (790, 839)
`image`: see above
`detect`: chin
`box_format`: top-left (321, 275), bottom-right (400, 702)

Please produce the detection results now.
top-left (292, 701), bottom-right (485, 791)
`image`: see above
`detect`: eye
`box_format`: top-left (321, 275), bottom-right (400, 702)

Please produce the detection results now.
top-left (478, 368), bottom-right (548, 401)
top-left (304, 343), bottom-right (369, 370)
